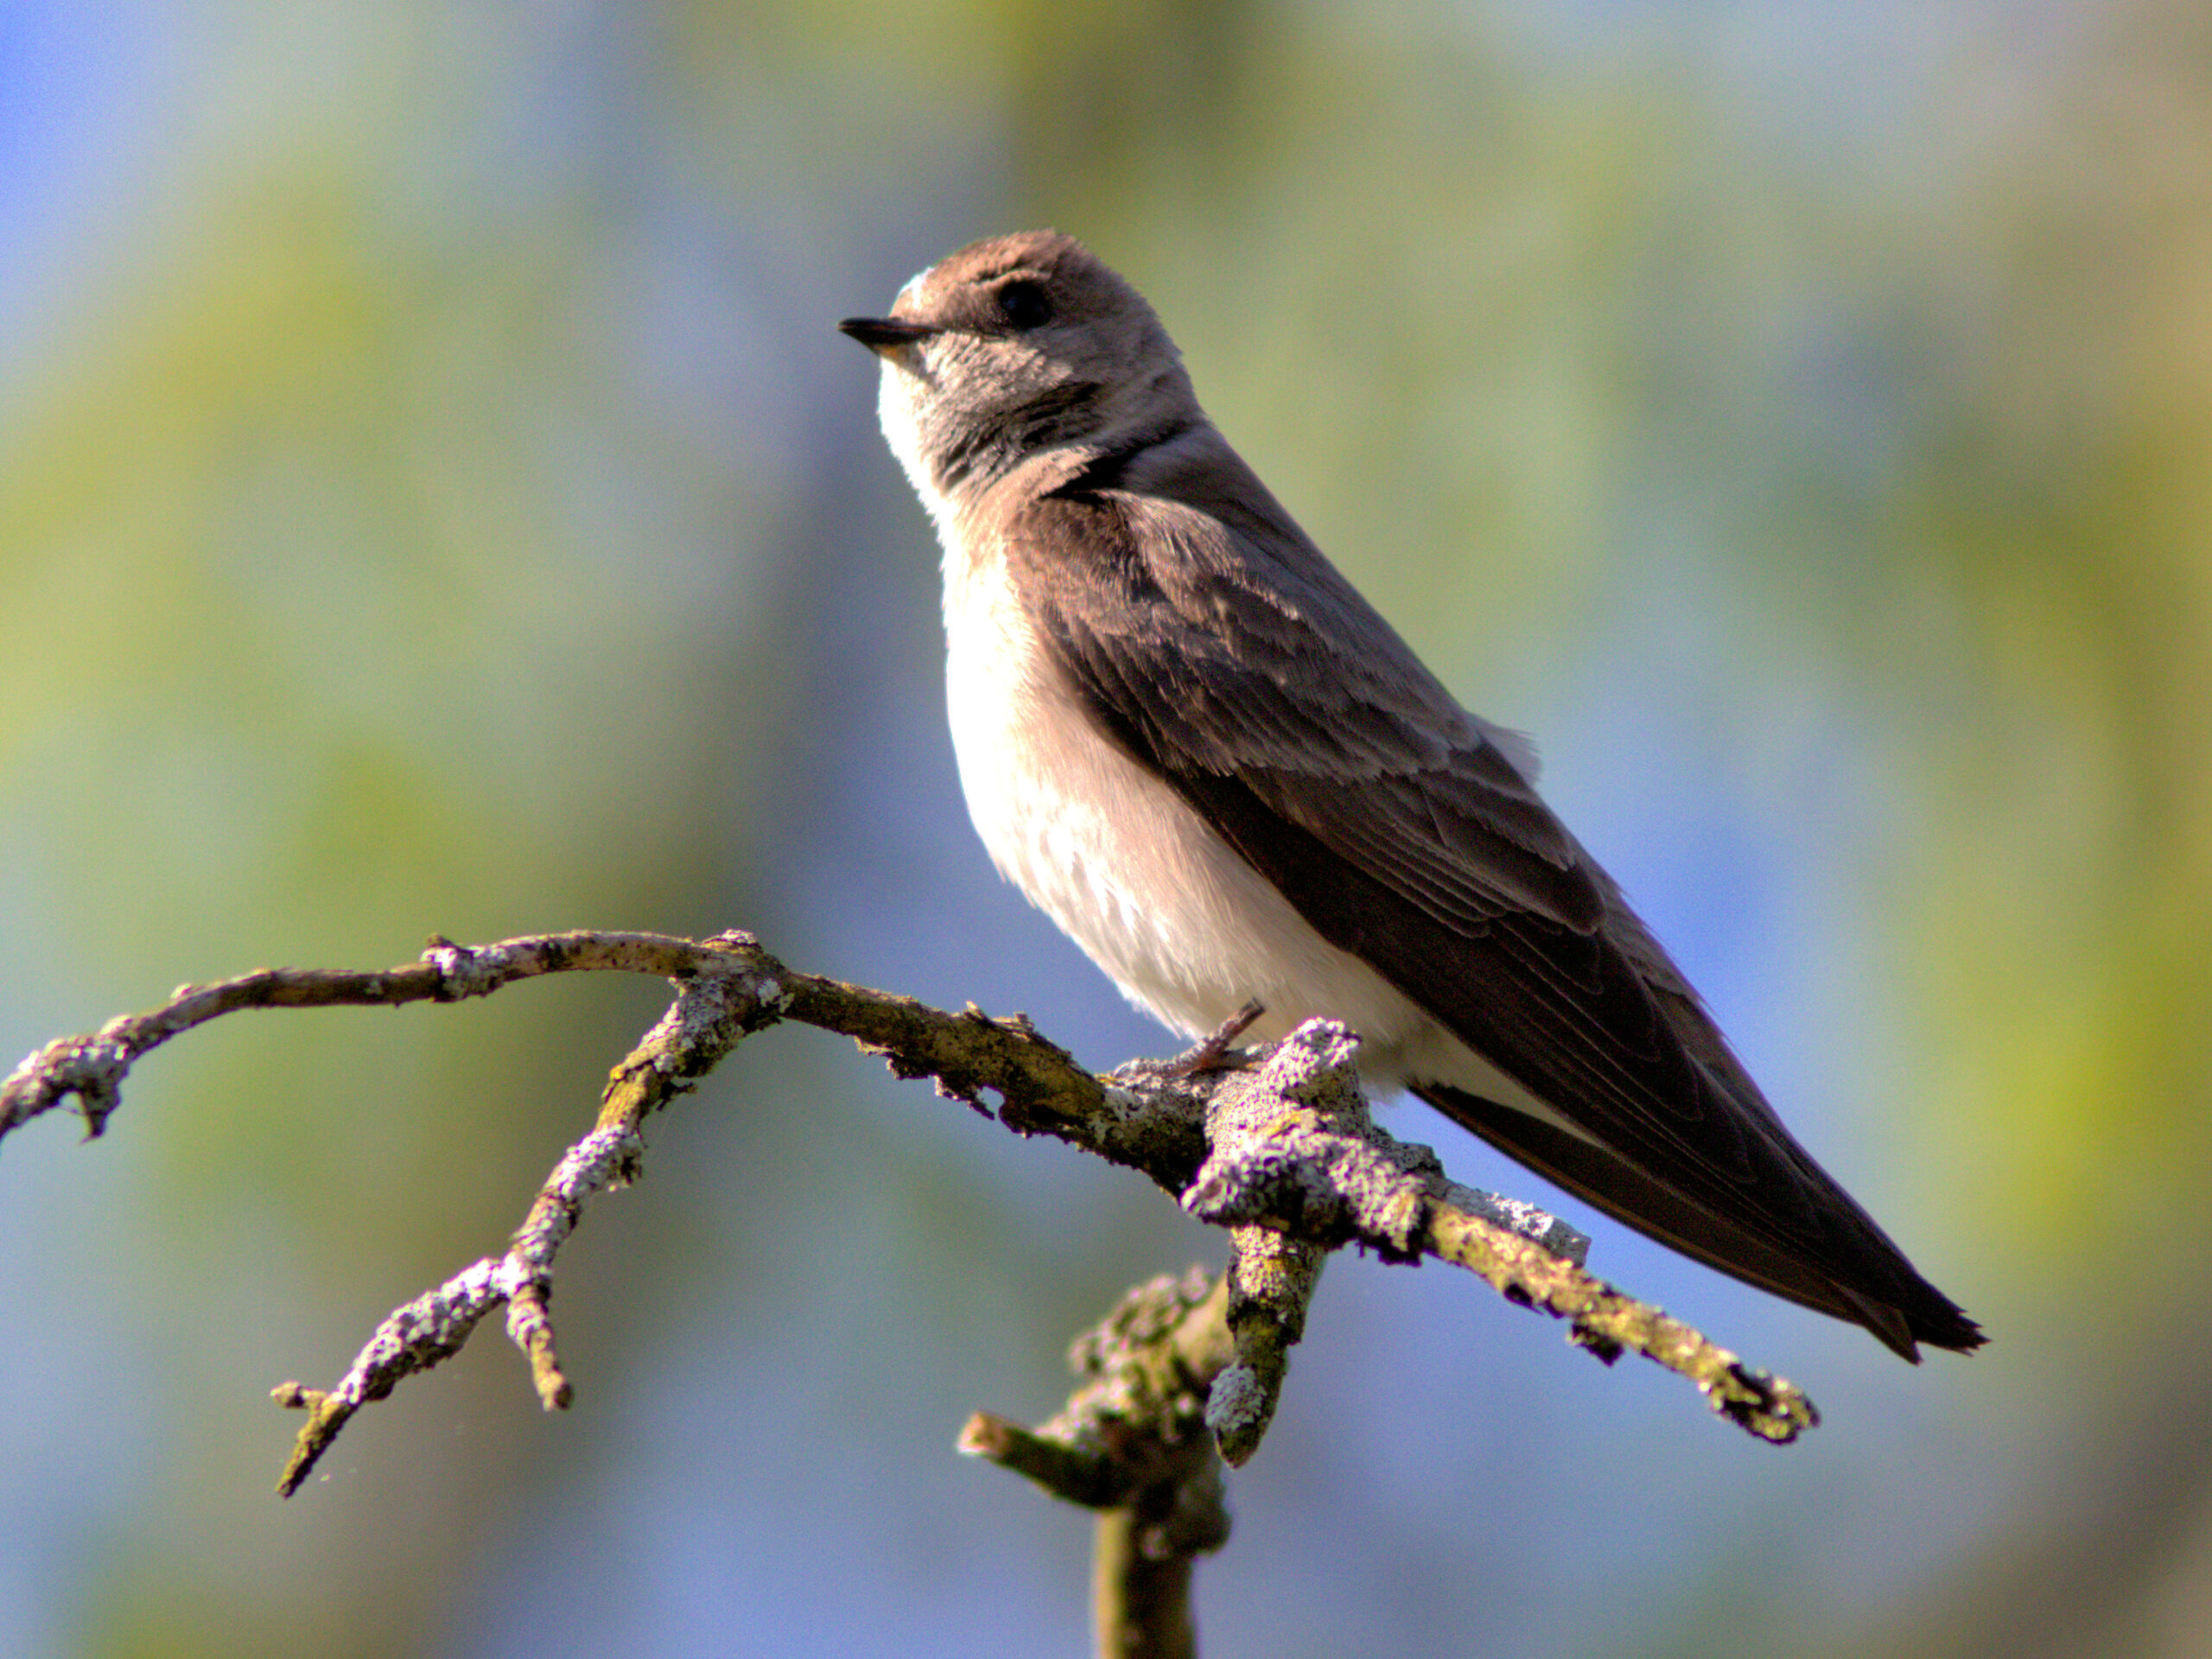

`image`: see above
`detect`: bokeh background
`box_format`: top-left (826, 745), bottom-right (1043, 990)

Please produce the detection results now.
top-left (4, 3), bottom-right (2209, 1655)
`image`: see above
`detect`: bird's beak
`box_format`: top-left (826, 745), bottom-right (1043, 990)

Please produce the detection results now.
top-left (838, 316), bottom-right (938, 354)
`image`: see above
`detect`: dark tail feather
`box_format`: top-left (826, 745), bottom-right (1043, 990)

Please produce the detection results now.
top-left (1414, 1083), bottom-right (1985, 1362)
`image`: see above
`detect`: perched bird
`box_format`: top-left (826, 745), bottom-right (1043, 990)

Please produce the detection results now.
top-left (841, 230), bottom-right (1981, 1360)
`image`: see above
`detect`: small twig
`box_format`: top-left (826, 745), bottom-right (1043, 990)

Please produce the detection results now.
top-left (271, 1118), bottom-right (647, 1491)
top-left (0, 931), bottom-right (752, 1142)
top-left (1422, 1200), bottom-right (1817, 1441)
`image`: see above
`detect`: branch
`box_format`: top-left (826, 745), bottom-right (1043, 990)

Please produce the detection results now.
top-left (961, 1270), bottom-right (1231, 1659)
top-left (1174, 1021), bottom-right (1816, 1444)
top-left (1, 927), bottom-right (1817, 1503)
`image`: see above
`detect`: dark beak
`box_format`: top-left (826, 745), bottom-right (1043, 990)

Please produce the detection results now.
top-left (838, 316), bottom-right (938, 353)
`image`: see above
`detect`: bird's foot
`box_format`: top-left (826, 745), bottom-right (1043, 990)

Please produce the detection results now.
top-left (1159, 1000), bottom-right (1268, 1078)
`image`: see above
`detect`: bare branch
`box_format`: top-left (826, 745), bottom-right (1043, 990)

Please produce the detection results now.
top-left (270, 1120), bottom-right (645, 1492)
top-left (0, 931), bottom-right (750, 1141)
top-left (3, 926), bottom-right (1819, 1503)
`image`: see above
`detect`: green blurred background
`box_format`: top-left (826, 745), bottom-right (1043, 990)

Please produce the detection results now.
top-left (3, 2), bottom-right (2208, 1655)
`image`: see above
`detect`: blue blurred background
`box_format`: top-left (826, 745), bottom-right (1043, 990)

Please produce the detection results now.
top-left (4, 3), bottom-right (2209, 1654)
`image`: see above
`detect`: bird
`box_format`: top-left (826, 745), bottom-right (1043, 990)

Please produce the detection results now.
top-left (839, 229), bottom-right (1982, 1361)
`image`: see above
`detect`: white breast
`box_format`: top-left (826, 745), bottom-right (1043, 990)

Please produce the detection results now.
top-left (939, 528), bottom-right (1578, 1129)
top-left (943, 541), bottom-right (1403, 1043)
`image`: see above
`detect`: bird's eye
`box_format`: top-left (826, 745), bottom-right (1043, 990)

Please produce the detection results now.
top-left (995, 279), bottom-right (1053, 331)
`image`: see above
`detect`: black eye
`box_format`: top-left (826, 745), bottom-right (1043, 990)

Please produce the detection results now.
top-left (996, 279), bottom-right (1053, 331)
